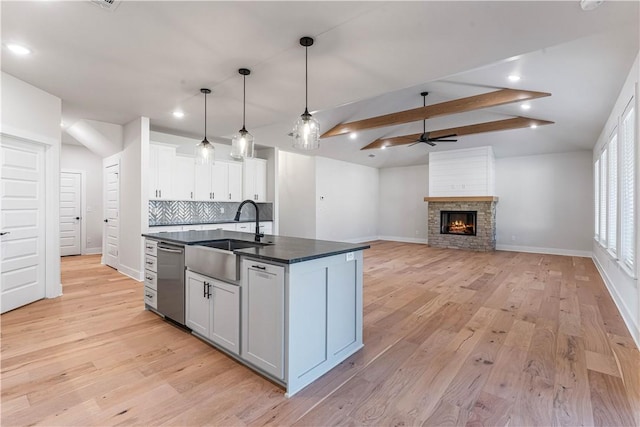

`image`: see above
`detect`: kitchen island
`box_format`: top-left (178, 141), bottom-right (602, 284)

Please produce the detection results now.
top-left (142, 229), bottom-right (369, 397)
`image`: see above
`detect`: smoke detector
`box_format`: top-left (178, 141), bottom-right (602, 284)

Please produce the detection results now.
top-left (89, 0), bottom-right (121, 12)
top-left (580, 0), bottom-right (604, 11)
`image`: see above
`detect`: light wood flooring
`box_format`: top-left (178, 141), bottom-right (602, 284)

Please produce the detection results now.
top-left (1, 241), bottom-right (639, 426)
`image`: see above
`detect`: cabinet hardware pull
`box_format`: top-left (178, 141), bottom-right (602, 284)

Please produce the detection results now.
top-left (146, 260), bottom-right (153, 265)
top-left (146, 276), bottom-right (153, 281)
top-left (207, 283), bottom-right (212, 299)
top-left (203, 282), bottom-right (207, 298)
top-left (146, 293), bottom-right (153, 298)
top-left (228, 193), bottom-right (231, 200)
top-left (191, 191), bottom-right (193, 199)
top-left (159, 190), bottom-right (162, 198)
top-left (252, 265), bottom-right (266, 270)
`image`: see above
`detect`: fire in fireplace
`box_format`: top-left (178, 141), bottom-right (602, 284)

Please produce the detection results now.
top-left (441, 211), bottom-right (477, 236)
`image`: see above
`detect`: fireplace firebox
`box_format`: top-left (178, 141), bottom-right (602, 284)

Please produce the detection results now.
top-left (440, 210), bottom-right (477, 236)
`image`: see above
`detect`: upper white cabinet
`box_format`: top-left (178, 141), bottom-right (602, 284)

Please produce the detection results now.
top-left (195, 161), bottom-right (243, 202)
top-left (243, 158), bottom-right (267, 202)
top-left (173, 155), bottom-right (195, 200)
top-left (149, 144), bottom-right (176, 200)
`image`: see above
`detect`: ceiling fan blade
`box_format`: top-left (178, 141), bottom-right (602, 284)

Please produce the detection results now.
top-left (425, 140), bottom-right (437, 147)
top-left (322, 89), bottom-right (551, 138)
top-left (360, 133), bottom-right (421, 150)
top-left (428, 116), bottom-right (554, 139)
top-left (430, 139), bottom-right (457, 142)
top-left (429, 134), bottom-right (456, 141)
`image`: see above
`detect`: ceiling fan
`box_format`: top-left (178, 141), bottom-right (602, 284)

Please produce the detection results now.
top-left (321, 87), bottom-right (552, 139)
top-left (406, 92), bottom-right (458, 147)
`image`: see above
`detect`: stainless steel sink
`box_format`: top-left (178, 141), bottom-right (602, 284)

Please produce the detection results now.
top-left (185, 239), bottom-right (271, 283)
top-left (200, 239), bottom-right (270, 251)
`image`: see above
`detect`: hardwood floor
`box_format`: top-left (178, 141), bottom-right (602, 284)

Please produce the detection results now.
top-left (1, 242), bottom-right (638, 426)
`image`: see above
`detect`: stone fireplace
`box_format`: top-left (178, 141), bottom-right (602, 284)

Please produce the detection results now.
top-left (425, 197), bottom-right (498, 251)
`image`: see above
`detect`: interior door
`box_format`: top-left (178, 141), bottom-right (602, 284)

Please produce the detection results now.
top-left (1, 138), bottom-right (46, 313)
top-left (59, 171), bottom-right (81, 256)
top-left (104, 163), bottom-right (119, 269)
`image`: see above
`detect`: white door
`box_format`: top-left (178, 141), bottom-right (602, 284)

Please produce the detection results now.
top-left (59, 172), bottom-right (81, 256)
top-left (1, 138), bottom-right (46, 313)
top-left (104, 163), bottom-right (119, 269)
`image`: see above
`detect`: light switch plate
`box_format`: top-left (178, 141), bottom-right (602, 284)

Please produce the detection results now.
top-left (346, 252), bottom-right (354, 262)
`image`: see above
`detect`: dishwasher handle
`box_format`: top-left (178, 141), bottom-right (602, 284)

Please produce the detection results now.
top-left (157, 246), bottom-right (184, 254)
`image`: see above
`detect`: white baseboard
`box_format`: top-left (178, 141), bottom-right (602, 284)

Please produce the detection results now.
top-left (378, 236), bottom-right (428, 244)
top-left (83, 247), bottom-right (102, 255)
top-left (592, 255), bottom-right (640, 349)
top-left (118, 263), bottom-right (143, 282)
top-left (496, 244), bottom-right (592, 258)
top-left (341, 236), bottom-right (379, 244)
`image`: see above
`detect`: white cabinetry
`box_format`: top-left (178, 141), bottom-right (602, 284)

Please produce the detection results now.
top-left (149, 144), bottom-right (176, 200)
top-left (237, 221), bottom-right (272, 235)
top-left (241, 259), bottom-right (284, 379)
top-left (243, 158), bottom-right (267, 202)
top-left (143, 239), bottom-right (158, 309)
top-left (195, 161), bottom-right (243, 202)
top-left (173, 155), bottom-right (195, 200)
top-left (185, 270), bottom-right (240, 355)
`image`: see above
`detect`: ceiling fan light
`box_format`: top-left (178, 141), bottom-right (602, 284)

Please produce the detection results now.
top-left (530, 124), bottom-right (538, 129)
top-left (520, 103), bottom-right (531, 110)
top-left (231, 127), bottom-right (255, 160)
top-left (508, 74), bottom-right (521, 82)
top-left (580, 0), bottom-right (604, 11)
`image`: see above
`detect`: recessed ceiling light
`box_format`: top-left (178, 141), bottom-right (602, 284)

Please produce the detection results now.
top-left (368, 154), bottom-right (375, 158)
top-left (381, 145), bottom-right (386, 150)
top-left (172, 111), bottom-right (185, 118)
top-left (507, 74), bottom-right (521, 82)
top-left (530, 124), bottom-right (538, 129)
top-left (60, 121), bottom-right (64, 127)
top-left (349, 133), bottom-right (357, 140)
top-left (521, 103), bottom-right (531, 110)
top-left (7, 43), bottom-right (31, 56)
top-left (580, 0), bottom-right (604, 11)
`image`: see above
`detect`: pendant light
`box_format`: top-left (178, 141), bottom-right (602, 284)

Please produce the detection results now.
top-left (291, 36), bottom-right (320, 150)
top-left (231, 68), bottom-right (255, 160)
top-left (195, 88), bottom-right (215, 165)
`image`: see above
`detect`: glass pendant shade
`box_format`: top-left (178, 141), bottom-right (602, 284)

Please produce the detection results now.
top-left (195, 137), bottom-right (215, 166)
top-left (292, 36), bottom-right (320, 150)
top-left (195, 88), bottom-right (215, 166)
top-left (231, 127), bottom-right (254, 160)
top-left (292, 110), bottom-right (320, 150)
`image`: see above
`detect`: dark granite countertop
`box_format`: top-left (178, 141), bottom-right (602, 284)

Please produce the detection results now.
top-left (142, 230), bottom-right (370, 264)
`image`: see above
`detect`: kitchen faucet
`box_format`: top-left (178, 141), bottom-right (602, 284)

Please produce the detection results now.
top-left (234, 199), bottom-right (264, 242)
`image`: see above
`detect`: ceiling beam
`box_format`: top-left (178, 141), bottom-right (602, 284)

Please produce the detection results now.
top-left (322, 89), bottom-right (551, 139)
top-left (360, 116), bottom-right (555, 150)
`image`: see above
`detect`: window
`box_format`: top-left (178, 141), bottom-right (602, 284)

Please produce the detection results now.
top-left (599, 149), bottom-right (607, 247)
top-left (607, 133), bottom-right (617, 254)
top-left (594, 159), bottom-right (600, 240)
top-left (620, 100), bottom-right (635, 271)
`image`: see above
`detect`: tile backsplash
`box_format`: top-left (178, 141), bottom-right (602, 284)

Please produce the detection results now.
top-left (149, 200), bottom-right (273, 226)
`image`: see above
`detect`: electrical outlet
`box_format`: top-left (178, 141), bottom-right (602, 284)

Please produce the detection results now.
top-left (220, 207), bottom-right (225, 213)
top-left (346, 252), bottom-right (354, 262)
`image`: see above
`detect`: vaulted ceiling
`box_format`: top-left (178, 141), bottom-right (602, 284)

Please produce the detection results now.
top-left (2, 1), bottom-right (638, 168)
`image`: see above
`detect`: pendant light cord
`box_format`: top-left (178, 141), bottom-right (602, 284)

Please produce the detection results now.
top-left (243, 74), bottom-right (246, 128)
top-left (204, 91), bottom-right (207, 137)
top-left (423, 93), bottom-right (426, 134)
top-left (305, 44), bottom-right (309, 112)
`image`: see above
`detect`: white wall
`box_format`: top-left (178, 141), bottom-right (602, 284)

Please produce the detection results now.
top-left (150, 130), bottom-right (233, 159)
top-left (316, 157), bottom-right (378, 243)
top-left (378, 165), bottom-right (429, 243)
top-left (118, 117), bottom-right (148, 281)
top-left (66, 119), bottom-right (123, 158)
top-left (60, 144), bottom-right (104, 254)
top-left (1, 72), bottom-right (62, 298)
top-left (429, 146), bottom-right (496, 196)
top-left (592, 52), bottom-right (639, 347)
top-left (278, 151), bottom-right (316, 239)
top-left (495, 151), bottom-right (593, 256)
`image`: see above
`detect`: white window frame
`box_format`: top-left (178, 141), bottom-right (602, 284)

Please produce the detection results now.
top-left (594, 158), bottom-right (600, 241)
top-left (619, 97), bottom-right (636, 276)
top-left (607, 131), bottom-right (618, 257)
top-left (598, 148), bottom-right (608, 248)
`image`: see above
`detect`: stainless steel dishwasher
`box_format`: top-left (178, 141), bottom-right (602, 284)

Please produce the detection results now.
top-left (156, 242), bottom-right (185, 325)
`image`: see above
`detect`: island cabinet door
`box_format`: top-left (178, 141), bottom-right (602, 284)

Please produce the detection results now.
top-left (185, 271), bottom-right (211, 338)
top-left (210, 280), bottom-right (240, 355)
top-left (241, 259), bottom-right (285, 380)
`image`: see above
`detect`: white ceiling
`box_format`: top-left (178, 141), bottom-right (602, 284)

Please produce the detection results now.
top-left (2, 1), bottom-right (638, 168)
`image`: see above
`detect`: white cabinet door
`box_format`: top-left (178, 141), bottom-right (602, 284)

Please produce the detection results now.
top-left (242, 158), bottom-right (257, 201)
top-left (211, 162), bottom-right (227, 201)
top-left (210, 280), bottom-right (240, 355)
top-left (228, 162), bottom-right (243, 202)
top-left (236, 222), bottom-right (252, 233)
top-left (185, 271), bottom-right (210, 337)
top-left (194, 164), bottom-right (212, 201)
top-left (259, 221), bottom-right (273, 235)
top-left (254, 159), bottom-right (267, 202)
top-left (242, 259), bottom-right (285, 379)
top-left (173, 156), bottom-right (195, 200)
top-left (149, 144), bottom-right (176, 200)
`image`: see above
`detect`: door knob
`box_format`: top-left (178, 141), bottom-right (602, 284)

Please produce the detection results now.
top-left (104, 219), bottom-right (108, 223)
top-left (0, 231), bottom-right (10, 236)
top-left (75, 217), bottom-right (80, 220)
